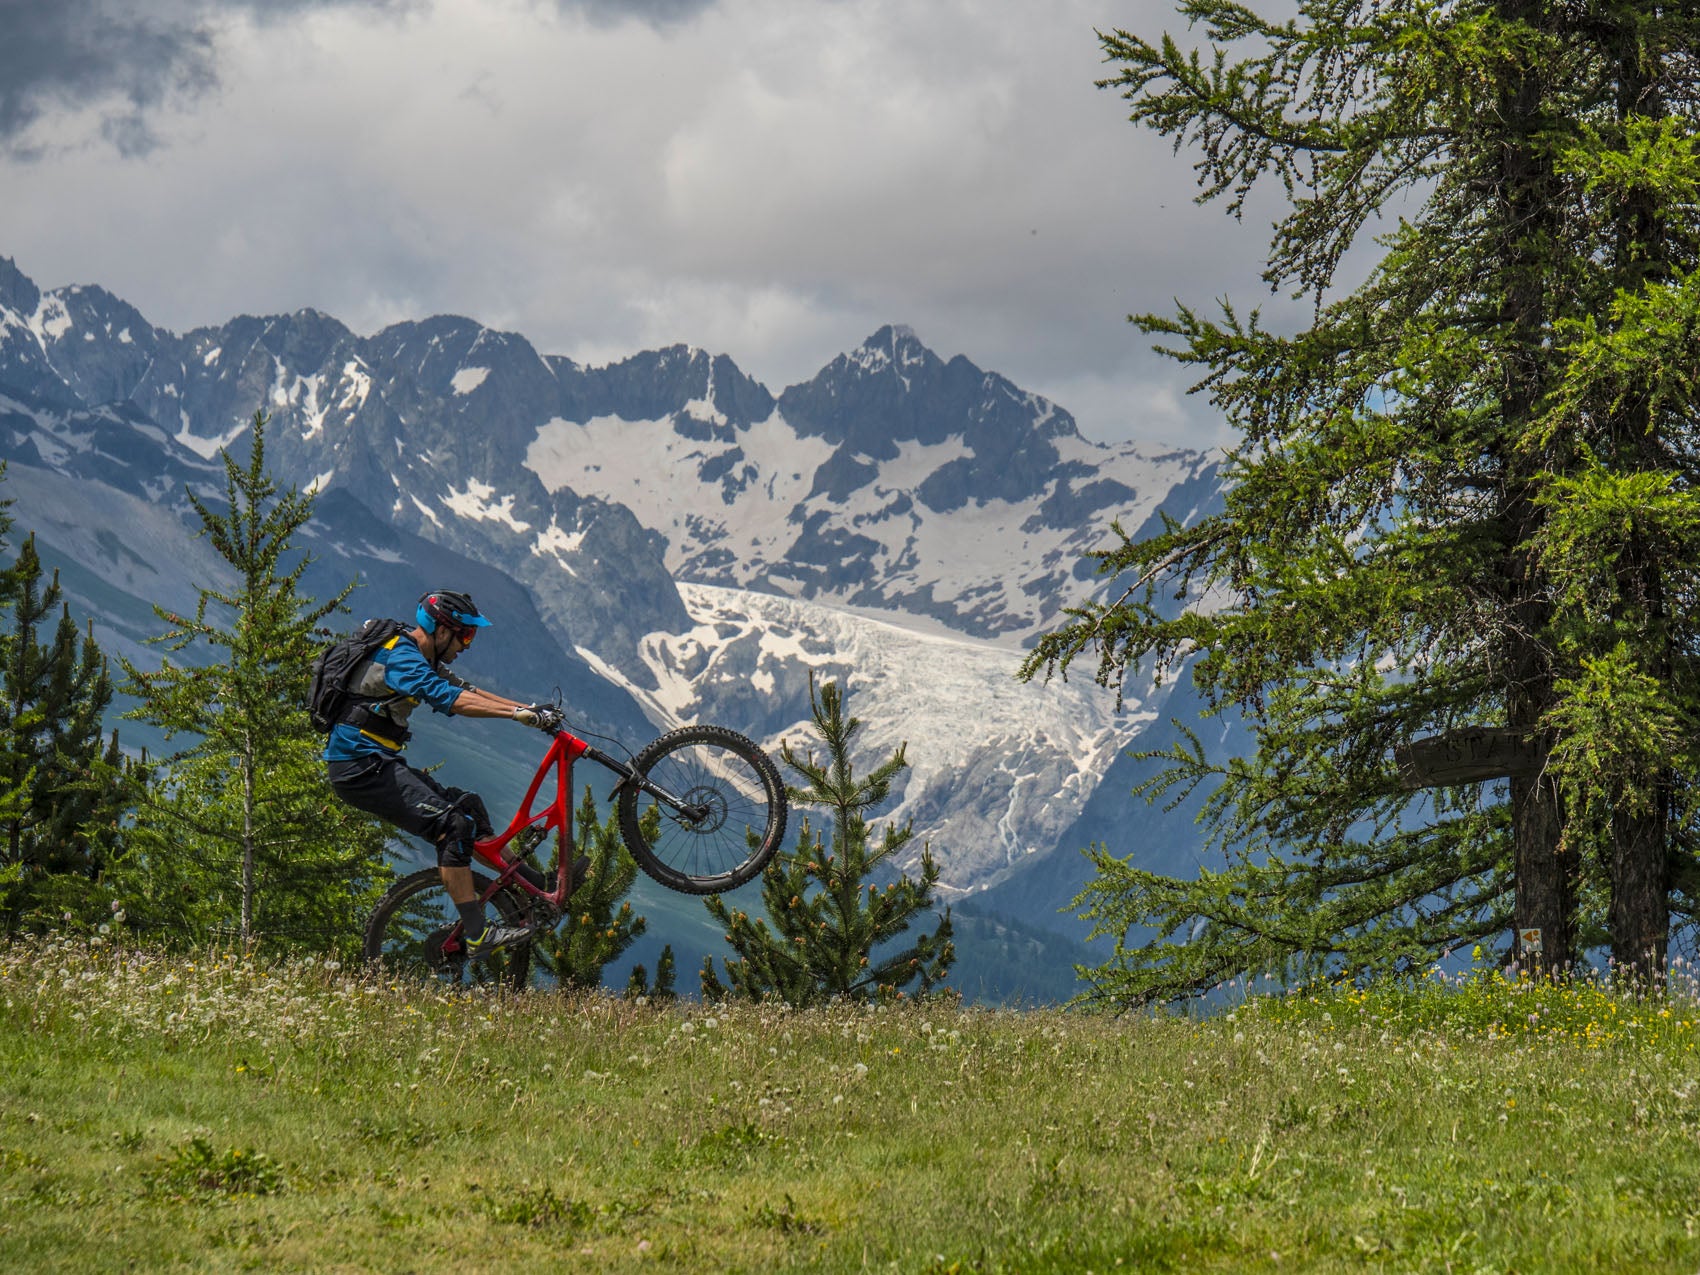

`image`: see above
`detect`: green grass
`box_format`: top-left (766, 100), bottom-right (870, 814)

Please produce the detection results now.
top-left (4, 937), bottom-right (1700, 1272)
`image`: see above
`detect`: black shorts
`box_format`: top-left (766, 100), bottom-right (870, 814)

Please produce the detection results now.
top-left (326, 754), bottom-right (492, 866)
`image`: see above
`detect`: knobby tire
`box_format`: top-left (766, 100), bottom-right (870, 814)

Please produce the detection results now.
top-left (363, 867), bottom-right (533, 991)
top-left (617, 725), bottom-right (787, 895)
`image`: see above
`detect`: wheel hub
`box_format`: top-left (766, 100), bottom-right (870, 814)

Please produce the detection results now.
top-left (676, 785), bottom-right (728, 834)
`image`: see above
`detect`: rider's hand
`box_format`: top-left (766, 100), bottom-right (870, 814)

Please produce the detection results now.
top-left (513, 703), bottom-right (563, 732)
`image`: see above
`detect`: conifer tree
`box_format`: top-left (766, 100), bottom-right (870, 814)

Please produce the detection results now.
top-left (0, 469), bottom-right (26, 911)
top-left (626, 944), bottom-right (677, 1001)
top-left (119, 413), bottom-right (388, 951)
top-left (0, 533), bottom-right (52, 878)
top-left (532, 786), bottom-right (650, 990)
top-left (0, 495), bottom-right (135, 929)
top-left (1024, 0), bottom-right (1700, 998)
top-left (700, 677), bottom-right (953, 1005)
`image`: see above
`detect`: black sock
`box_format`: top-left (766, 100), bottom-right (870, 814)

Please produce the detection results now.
top-left (457, 900), bottom-right (486, 938)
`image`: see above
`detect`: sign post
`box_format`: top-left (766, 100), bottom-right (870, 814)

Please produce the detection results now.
top-left (1394, 729), bottom-right (1551, 972)
top-left (1393, 727), bottom-right (1546, 790)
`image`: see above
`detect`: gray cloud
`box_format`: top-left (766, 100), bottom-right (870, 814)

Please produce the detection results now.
top-left (0, 0), bottom-right (1301, 450)
top-left (557, 0), bottom-right (719, 26)
top-left (0, 0), bottom-right (213, 151)
top-left (0, 0), bottom-right (413, 153)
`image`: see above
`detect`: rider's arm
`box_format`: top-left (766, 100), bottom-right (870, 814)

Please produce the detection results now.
top-left (447, 686), bottom-right (534, 720)
top-left (381, 639), bottom-right (537, 723)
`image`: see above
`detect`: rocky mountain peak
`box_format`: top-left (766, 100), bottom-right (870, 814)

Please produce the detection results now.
top-left (565, 343), bottom-right (775, 433)
top-left (776, 324), bottom-right (1079, 463)
top-left (0, 257), bottom-right (42, 315)
top-left (847, 323), bottom-right (936, 376)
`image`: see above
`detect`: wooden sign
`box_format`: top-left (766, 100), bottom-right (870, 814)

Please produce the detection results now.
top-left (1394, 727), bottom-right (1546, 790)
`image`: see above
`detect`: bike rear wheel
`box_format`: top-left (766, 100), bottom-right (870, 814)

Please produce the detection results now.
top-left (363, 867), bottom-right (534, 990)
top-left (618, 725), bottom-right (787, 895)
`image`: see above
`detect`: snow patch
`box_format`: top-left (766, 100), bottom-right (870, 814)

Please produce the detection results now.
top-left (451, 366), bottom-right (490, 395)
top-left (174, 418), bottom-right (248, 461)
top-left (681, 395), bottom-right (725, 426)
top-left (296, 372), bottom-right (328, 440)
top-left (680, 353), bottom-right (726, 425)
top-left (268, 356), bottom-right (291, 408)
top-left (526, 409), bottom-right (835, 581)
top-left (442, 477), bottom-right (532, 532)
top-left (630, 582), bottom-right (1161, 890)
top-left (32, 295), bottom-right (72, 341)
top-left (339, 359), bottom-right (372, 410)
top-left (532, 520), bottom-right (585, 572)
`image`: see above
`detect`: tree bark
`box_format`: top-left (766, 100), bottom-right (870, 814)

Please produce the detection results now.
top-left (1611, 805), bottom-right (1668, 983)
top-left (1498, 0), bottom-right (1573, 975)
top-left (1510, 773), bottom-right (1574, 975)
top-left (1603, 24), bottom-right (1672, 984)
top-left (241, 754), bottom-right (255, 947)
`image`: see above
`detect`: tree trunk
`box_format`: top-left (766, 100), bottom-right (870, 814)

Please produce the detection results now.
top-left (1496, 0), bottom-right (1574, 975)
top-left (1610, 805), bottom-right (1668, 984)
top-left (241, 755), bottom-right (255, 947)
top-left (1601, 16), bottom-right (1672, 987)
top-left (1510, 772), bottom-right (1574, 975)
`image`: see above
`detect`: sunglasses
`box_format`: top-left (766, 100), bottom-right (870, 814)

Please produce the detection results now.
top-left (451, 625), bottom-right (477, 648)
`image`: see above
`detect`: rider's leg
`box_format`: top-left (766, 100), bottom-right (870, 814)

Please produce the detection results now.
top-left (434, 815), bottom-right (532, 953)
top-left (329, 754), bottom-right (462, 849)
top-left (440, 865), bottom-right (477, 904)
top-left (444, 788), bottom-right (550, 891)
top-left (436, 813), bottom-right (489, 936)
top-left (329, 755), bottom-right (533, 947)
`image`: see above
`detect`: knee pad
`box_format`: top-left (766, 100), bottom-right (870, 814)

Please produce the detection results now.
top-left (435, 810), bottom-right (479, 869)
top-left (448, 790), bottom-right (495, 841)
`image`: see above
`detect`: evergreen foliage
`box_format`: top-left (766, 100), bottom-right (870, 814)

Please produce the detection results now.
top-left (118, 414), bottom-right (389, 952)
top-left (700, 677), bottom-right (953, 1005)
top-left (1024, 0), bottom-right (1700, 1000)
top-left (626, 943), bottom-right (677, 1002)
top-left (532, 786), bottom-right (650, 990)
top-left (0, 467), bottom-right (136, 930)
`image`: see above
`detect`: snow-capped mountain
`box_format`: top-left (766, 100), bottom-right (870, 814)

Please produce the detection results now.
top-left (0, 254), bottom-right (1222, 925)
top-left (526, 324), bottom-right (1218, 640)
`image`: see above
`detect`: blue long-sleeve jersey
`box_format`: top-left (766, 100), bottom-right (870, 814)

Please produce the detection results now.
top-left (322, 630), bottom-right (466, 762)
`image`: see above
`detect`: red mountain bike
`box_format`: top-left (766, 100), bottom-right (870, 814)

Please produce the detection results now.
top-left (362, 722), bottom-right (787, 989)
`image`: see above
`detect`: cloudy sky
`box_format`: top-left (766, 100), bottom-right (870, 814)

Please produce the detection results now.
top-left (0, 0), bottom-right (1300, 449)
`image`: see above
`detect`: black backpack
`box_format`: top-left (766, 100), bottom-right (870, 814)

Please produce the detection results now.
top-left (307, 618), bottom-right (409, 734)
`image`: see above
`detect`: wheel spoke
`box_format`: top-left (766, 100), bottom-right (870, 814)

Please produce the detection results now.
top-left (618, 727), bottom-right (787, 894)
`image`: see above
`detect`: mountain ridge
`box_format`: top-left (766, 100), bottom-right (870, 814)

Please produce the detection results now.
top-left (0, 254), bottom-right (1225, 971)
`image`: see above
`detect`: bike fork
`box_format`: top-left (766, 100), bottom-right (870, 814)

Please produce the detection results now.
top-left (585, 745), bottom-right (710, 822)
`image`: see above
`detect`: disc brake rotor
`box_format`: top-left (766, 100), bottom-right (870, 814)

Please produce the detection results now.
top-left (676, 784), bottom-right (729, 834)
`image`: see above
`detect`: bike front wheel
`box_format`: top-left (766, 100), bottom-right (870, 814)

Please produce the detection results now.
top-left (618, 725), bottom-right (787, 895)
top-left (363, 868), bottom-right (533, 990)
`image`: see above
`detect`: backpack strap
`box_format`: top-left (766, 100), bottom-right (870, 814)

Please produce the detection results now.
top-left (335, 631), bottom-right (414, 745)
top-left (335, 699), bottom-right (412, 747)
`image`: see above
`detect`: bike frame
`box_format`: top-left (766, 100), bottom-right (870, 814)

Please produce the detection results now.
top-left (465, 728), bottom-right (593, 913)
top-left (462, 727), bottom-right (706, 915)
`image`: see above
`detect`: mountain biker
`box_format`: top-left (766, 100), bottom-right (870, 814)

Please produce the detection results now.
top-left (323, 589), bottom-right (571, 960)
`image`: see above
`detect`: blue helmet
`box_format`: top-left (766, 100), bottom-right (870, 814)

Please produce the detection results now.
top-left (416, 590), bottom-right (491, 635)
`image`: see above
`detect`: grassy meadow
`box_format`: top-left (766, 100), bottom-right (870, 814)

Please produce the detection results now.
top-left (3, 936), bottom-right (1700, 1273)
